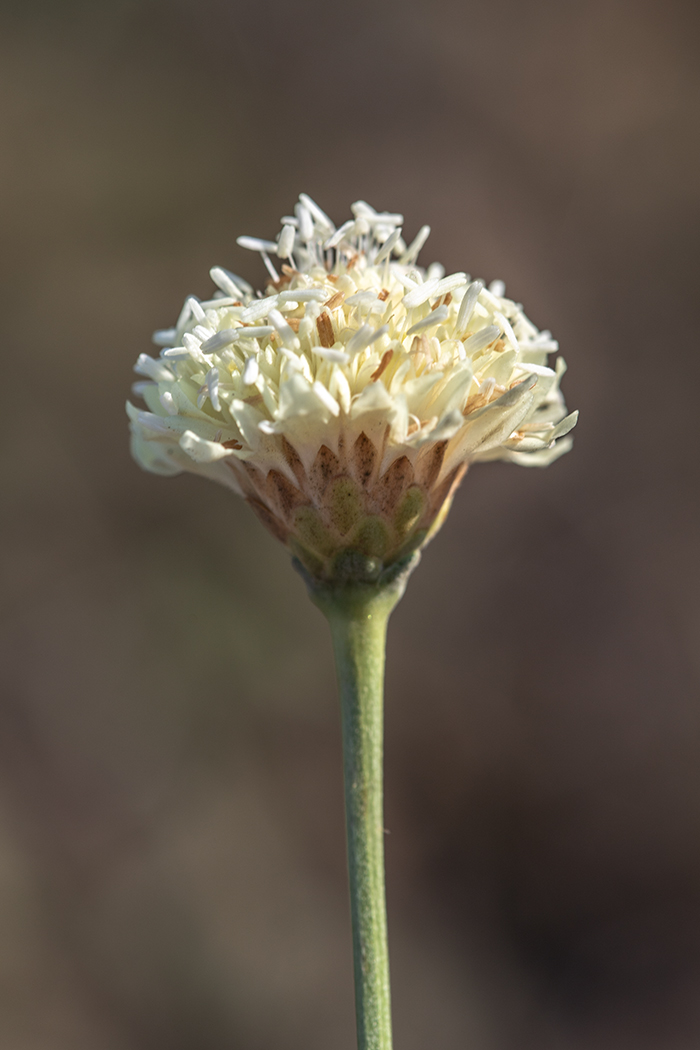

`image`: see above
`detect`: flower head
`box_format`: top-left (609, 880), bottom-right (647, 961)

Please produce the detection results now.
top-left (129, 194), bottom-right (577, 580)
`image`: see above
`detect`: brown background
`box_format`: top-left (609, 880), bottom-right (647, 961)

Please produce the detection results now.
top-left (1, 1), bottom-right (700, 1047)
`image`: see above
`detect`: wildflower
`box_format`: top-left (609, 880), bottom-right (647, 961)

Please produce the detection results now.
top-left (128, 195), bottom-right (579, 1050)
top-left (128, 194), bottom-right (577, 580)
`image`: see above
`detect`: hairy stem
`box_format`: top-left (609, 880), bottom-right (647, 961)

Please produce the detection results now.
top-left (301, 555), bottom-right (418, 1050)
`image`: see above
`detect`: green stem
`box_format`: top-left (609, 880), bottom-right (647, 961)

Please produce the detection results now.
top-left (299, 555), bottom-right (419, 1050)
top-left (329, 593), bottom-right (392, 1050)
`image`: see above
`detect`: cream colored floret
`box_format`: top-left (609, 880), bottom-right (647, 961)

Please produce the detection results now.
top-left (128, 195), bottom-right (577, 579)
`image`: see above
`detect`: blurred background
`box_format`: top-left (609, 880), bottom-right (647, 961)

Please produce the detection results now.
top-left (1, 0), bottom-right (699, 1046)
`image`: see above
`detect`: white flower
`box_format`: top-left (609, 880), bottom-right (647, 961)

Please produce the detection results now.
top-left (128, 194), bottom-right (577, 579)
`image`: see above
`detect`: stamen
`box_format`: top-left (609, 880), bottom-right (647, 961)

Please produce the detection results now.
top-left (407, 305), bottom-right (449, 335)
top-left (243, 358), bottom-right (259, 385)
top-left (456, 280), bottom-right (484, 335)
top-left (241, 296), bottom-right (279, 323)
top-left (278, 288), bottom-right (327, 302)
top-left (325, 219), bottom-right (357, 250)
top-left (152, 328), bottom-right (177, 347)
top-left (175, 298), bottom-right (194, 331)
top-left (295, 203), bottom-right (314, 241)
top-left (311, 346), bottom-right (350, 364)
top-left (402, 279), bottom-right (440, 309)
top-left (346, 290), bottom-right (380, 307)
top-left (463, 324), bottom-right (500, 354)
top-left (513, 362), bottom-right (555, 377)
top-left (351, 200), bottom-right (377, 219)
top-left (478, 287), bottom-right (505, 311)
top-left (183, 332), bottom-right (204, 353)
top-left (234, 326), bottom-right (274, 340)
top-left (134, 353), bottom-right (175, 381)
top-left (210, 267), bottom-right (246, 298)
top-left (494, 311), bottom-right (520, 352)
top-left (529, 334), bottom-right (559, 353)
top-left (199, 297), bottom-right (240, 310)
top-left (161, 347), bottom-right (191, 360)
top-left (207, 367), bottom-right (221, 412)
top-left (392, 271), bottom-right (420, 292)
top-left (399, 225), bottom-right (431, 265)
top-left (374, 227), bottom-right (403, 264)
top-left (433, 273), bottom-right (467, 297)
top-left (186, 297), bottom-right (205, 323)
top-left (193, 325), bottom-right (215, 342)
top-left (268, 307), bottom-right (300, 351)
top-left (346, 324), bottom-right (388, 355)
top-left (237, 236), bottom-right (279, 253)
top-left (261, 251), bottom-right (279, 282)
top-left (276, 225), bottom-right (296, 259)
top-left (299, 193), bottom-right (335, 234)
top-left (200, 330), bottom-right (230, 352)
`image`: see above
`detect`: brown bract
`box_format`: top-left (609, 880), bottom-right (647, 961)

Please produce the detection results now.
top-left (227, 430), bottom-right (468, 581)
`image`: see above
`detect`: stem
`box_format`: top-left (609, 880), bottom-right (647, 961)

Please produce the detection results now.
top-left (299, 555), bottom-right (419, 1050)
top-left (330, 594), bottom-right (392, 1050)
